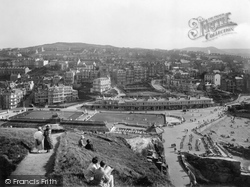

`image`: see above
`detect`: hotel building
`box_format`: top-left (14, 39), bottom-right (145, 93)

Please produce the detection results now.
top-left (91, 76), bottom-right (111, 93)
top-left (34, 84), bottom-right (78, 105)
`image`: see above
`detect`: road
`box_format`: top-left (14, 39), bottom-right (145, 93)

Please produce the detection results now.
top-left (113, 86), bottom-right (126, 97)
top-left (151, 79), bottom-right (166, 92)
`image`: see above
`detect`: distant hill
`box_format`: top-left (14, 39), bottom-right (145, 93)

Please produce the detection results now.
top-left (180, 47), bottom-right (250, 57)
top-left (18, 42), bottom-right (250, 57)
top-left (222, 49), bottom-right (250, 57)
top-left (24, 42), bottom-right (116, 50)
top-left (180, 47), bottom-right (229, 54)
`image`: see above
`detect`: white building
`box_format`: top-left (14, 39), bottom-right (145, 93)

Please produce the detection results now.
top-left (48, 85), bottom-right (78, 105)
top-left (204, 73), bottom-right (221, 86)
top-left (0, 89), bottom-right (24, 109)
top-left (91, 77), bottom-right (111, 93)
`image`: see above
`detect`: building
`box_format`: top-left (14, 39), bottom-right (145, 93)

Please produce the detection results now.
top-left (77, 60), bottom-right (96, 71)
top-left (0, 89), bottom-right (24, 109)
top-left (91, 76), bottom-right (111, 93)
top-left (48, 85), bottom-right (78, 105)
top-left (34, 84), bottom-right (78, 105)
top-left (53, 75), bottom-right (62, 84)
top-left (204, 73), bottom-right (221, 86)
top-left (133, 66), bottom-right (147, 82)
top-left (34, 86), bottom-right (48, 104)
top-left (76, 69), bottom-right (98, 83)
top-left (243, 74), bottom-right (250, 93)
top-left (116, 69), bottom-right (126, 85)
top-left (10, 73), bottom-right (21, 81)
top-left (126, 69), bottom-right (134, 84)
top-left (82, 96), bottom-right (214, 110)
top-left (0, 67), bottom-right (30, 75)
top-left (64, 71), bottom-right (75, 86)
top-left (33, 59), bottom-right (49, 68)
top-left (220, 75), bottom-right (244, 93)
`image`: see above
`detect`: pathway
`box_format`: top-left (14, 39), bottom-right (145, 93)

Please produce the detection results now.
top-left (8, 133), bottom-right (62, 187)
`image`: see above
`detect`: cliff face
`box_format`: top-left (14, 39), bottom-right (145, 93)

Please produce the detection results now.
top-left (222, 142), bottom-right (250, 160)
top-left (184, 153), bottom-right (246, 184)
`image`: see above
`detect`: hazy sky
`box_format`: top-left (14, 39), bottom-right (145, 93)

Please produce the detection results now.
top-left (0, 0), bottom-right (250, 49)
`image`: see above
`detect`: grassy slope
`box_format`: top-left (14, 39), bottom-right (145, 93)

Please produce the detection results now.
top-left (52, 132), bottom-right (172, 187)
top-left (0, 128), bottom-right (36, 179)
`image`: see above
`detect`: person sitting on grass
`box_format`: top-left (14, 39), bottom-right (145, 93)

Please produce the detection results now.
top-left (85, 139), bottom-right (95, 151)
top-left (90, 161), bottom-right (114, 187)
top-left (85, 156), bottom-right (100, 182)
top-left (78, 134), bottom-right (85, 147)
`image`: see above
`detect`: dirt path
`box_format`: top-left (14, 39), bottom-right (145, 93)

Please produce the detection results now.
top-left (11, 133), bottom-right (62, 176)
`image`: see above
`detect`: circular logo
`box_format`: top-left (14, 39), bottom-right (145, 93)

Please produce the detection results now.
top-left (5, 179), bottom-right (11, 184)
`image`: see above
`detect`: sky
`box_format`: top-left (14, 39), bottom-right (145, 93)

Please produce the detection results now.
top-left (0, 0), bottom-right (250, 49)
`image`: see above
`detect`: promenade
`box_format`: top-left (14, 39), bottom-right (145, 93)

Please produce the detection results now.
top-left (162, 107), bottom-right (224, 186)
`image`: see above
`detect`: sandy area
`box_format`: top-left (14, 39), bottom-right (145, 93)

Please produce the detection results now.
top-left (203, 116), bottom-right (250, 147)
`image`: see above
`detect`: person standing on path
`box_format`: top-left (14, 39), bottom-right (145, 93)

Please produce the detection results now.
top-left (34, 127), bottom-right (44, 153)
top-left (43, 125), bottom-right (53, 153)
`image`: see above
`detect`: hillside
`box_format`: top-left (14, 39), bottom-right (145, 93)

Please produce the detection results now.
top-left (180, 47), bottom-right (250, 57)
top-left (16, 42), bottom-right (250, 58)
top-left (24, 42), bottom-right (116, 50)
top-left (51, 132), bottom-right (172, 187)
top-left (222, 49), bottom-right (250, 57)
top-left (180, 47), bottom-right (229, 54)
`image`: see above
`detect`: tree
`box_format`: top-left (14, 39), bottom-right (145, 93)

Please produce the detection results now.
top-left (53, 63), bottom-right (61, 71)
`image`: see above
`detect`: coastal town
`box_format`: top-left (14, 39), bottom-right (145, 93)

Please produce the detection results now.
top-left (0, 42), bottom-right (250, 187)
top-left (1, 0), bottom-right (250, 187)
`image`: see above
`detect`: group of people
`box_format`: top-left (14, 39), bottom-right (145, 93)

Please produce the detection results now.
top-left (180, 135), bottom-right (186, 149)
top-left (78, 134), bottom-right (95, 151)
top-left (33, 125), bottom-right (53, 153)
top-left (85, 156), bottom-right (114, 187)
top-left (78, 134), bottom-right (114, 186)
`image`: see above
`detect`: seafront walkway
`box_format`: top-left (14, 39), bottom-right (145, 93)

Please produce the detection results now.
top-left (162, 107), bottom-right (224, 186)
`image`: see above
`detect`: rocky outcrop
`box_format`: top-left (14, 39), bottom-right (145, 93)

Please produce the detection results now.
top-left (221, 142), bottom-right (250, 159)
top-left (183, 152), bottom-right (250, 186)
